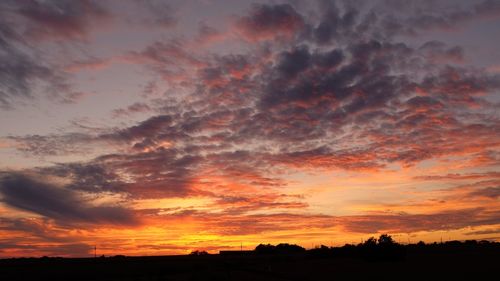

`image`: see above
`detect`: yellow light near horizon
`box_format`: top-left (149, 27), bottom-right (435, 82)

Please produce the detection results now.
top-left (132, 197), bottom-right (214, 210)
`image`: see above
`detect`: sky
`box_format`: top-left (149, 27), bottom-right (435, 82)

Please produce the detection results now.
top-left (0, 0), bottom-right (499, 257)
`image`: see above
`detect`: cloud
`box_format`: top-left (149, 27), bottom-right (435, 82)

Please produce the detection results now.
top-left (143, 207), bottom-right (500, 237)
top-left (8, 133), bottom-right (94, 156)
top-left (311, 0), bottom-right (360, 44)
top-left (0, 172), bottom-right (137, 226)
top-left (275, 46), bottom-right (312, 79)
top-left (38, 162), bottom-right (122, 194)
top-left (401, 0), bottom-right (500, 33)
top-left (166, 212), bottom-right (333, 236)
top-left (418, 41), bottom-right (464, 63)
top-left (137, 0), bottom-right (177, 28)
top-left (0, 20), bottom-right (52, 109)
top-left (2, 2), bottom-right (500, 255)
top-left (112, 102), bottom-right (152, 118)
top-left (193, 21), bottom-right (225, 46)
top-left (64, 57), bottom-right (113, 72)
top-left (0, 217), bottom-right (96, 257)
top-left (363, 0), bottom-right (500, 38)
top-left (7, 24), bottom-right (500, 174)
top-left (467, 187), bottom-right (500, 199)
top-left (0, 217), bottom-right (73, 243)
top-left (116, 114), bottom-right (173, 139)
top-left (303, 0), bottom-right (500, 44)
top-left (0, 1), bottom-right (102, 109)
top-left (465, 227), bottom-right (500, 236)
top-left (0, 241), bottom-right (93, 257)
top-left (127, 40), bottom-right (204, 68)
top-left (414, 172), bottom-right (500, 181)
top-left (99, 151), bottom-right (202, 199)
top-left (14, 0), bottom-right (109, 41)
top-left (337, 208), bottom-right (500, 234)
top-left (235, 3), bottom-right (304, 41)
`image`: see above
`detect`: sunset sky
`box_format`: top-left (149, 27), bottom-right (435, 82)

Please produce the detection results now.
top-left (0, 0), bottom-right (499, 257)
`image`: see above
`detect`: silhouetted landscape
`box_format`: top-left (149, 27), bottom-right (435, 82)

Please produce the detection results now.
top-left (1, 235), bottom-right (498, 281)
top-left (1, 1), bottom-right (500, 280)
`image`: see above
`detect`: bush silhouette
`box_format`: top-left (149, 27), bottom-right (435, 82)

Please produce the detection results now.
top-left (360, 234), bottom-right (406, 261)
top-left (255, 243), bottom-right (305, 255)
top-left (189, 250), bottom-right (208, 256)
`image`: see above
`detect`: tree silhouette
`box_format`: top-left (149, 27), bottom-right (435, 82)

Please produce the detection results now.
top-left (364, 237), bottom-right (377, 246)
top-left (255, 243), bottom-right (305, 254)
top-left (378, 234), bottom-right (395, 245)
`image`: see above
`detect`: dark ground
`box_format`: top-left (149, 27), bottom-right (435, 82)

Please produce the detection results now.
top-left (0, 244), bottom-right (498, 281)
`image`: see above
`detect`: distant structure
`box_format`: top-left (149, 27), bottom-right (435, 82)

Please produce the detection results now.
top-left (219, 250), bottom-right (253, 256)
top-left (94, 245), bottom-right (97, 258)
top-left (219, 242), bottom-right (251, 256)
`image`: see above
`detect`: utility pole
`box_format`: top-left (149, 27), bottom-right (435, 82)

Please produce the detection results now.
top-left (94, 245), bottom-right (97, 258)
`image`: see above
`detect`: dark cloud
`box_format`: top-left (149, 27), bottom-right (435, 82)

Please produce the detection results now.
top-left (7, 11), bottom-right (500, 189)
top-left (38, 162), bottom-right (122, 193)
top-left (276, 46), bottom-right (311, 78)
top-left (365, 0), bottom-right (500, 38)
top-left (312, 0), bottom-right (360, 44)
top-left (116, 115), bottom-right (173, 138)
top-left (15, 0), bottom-right (109, 40)
top-left (402, 0), bottom-right (500, 33)
top-left (14, 0), bottom-right (496, 164)
top-left (304, 0), bottom-right (500, 43)
top-left (265, 146), bottom-right (383, 171)
top-left (468, 187), bottom-right (500, 199)
top-left (0, 172), bottom-right (137, 226)
top-left (0, 0), bottom-right (102, 108)
top-left (235, 3), bottom-right (304, 41)
top-left (419, 41), bottom-right (464, 62)
top-left (8, 24), bottom-right (500, 173)
top-left (405, 96), bottom-right (444, 110)
top-left (0, 19), bottom-right (52, 109)
top-left (313, 48), bottom-right (344, 69)
top-left (92, 149), bottom-right (203, 199)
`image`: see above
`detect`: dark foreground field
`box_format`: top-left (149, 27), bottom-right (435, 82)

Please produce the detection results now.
top-left (1, 243), bottom-right (498, 281)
